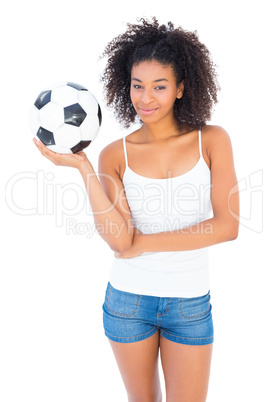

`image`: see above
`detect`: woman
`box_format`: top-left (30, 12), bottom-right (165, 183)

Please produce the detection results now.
top-left (34, 18), bottom-right (240, 402)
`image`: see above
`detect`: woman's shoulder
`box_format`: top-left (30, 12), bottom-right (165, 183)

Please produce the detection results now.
top-left (202, 124), bottom-right (230, 141)
top-left (99, 129), bottom-right (140, 161)
top-left (202, 125), bottom-right (232, 163)
top-left (98, 136), bottom-right (129, 178)
top-left (202, 124), bottom-right (232, 153)
top-left (202, 124), bottom-right (229, 137)
top-left (99, 137), bottom-right (123, 156)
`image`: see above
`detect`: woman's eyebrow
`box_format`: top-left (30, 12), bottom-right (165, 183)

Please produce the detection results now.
top-left (131, 78), bottom-right (169, 82)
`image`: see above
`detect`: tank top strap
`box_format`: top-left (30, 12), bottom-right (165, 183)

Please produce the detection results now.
top-left (122, 136), bottom-right (128, 168)
top-left (198, 129), bottom-right (203, 159)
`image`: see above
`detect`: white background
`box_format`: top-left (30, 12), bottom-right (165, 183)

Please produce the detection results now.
top-left (1, 0), bottom-right (267, 401)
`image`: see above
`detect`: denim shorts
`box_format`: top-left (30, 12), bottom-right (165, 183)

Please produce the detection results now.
top-left (102, 282), bottom-right (214, 345)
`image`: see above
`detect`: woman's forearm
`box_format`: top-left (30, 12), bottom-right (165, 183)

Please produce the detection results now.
top-left (141, 217), bottom-right (239, 253)
top-left (79, 160), bottom-right (132, 252)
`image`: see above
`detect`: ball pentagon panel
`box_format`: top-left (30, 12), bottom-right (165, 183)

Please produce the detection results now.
top-left (36, 127), bottom-right (55, 146)
top-left (64, 103), bottom-right (87, 127)
top-left (67, 82), bottom-right (87, 91)
top-left (34, 90), bottom-right (51, 110)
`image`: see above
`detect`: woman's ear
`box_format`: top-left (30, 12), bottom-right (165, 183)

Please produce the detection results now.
top-left (176, 80), bottom-right (184, 99)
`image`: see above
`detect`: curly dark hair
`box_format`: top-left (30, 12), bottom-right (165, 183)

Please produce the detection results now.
top-left (100, 17), bottom-right (220, 131)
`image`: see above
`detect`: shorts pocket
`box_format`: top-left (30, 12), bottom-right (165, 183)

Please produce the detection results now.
top-left (105, 283), bottom-right (141, 317)
top-left (178, 291), bottom-right (211, 320)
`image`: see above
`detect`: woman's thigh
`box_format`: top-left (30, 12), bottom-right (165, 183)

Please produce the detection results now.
top-left (160, 337), bottom-right (213, 402)
top-left (108, 331), bottom-right (162, 401)
top-left (102, 282), bottom-right (162, 400)
top-left (157, 291), bottom-right (214, 401)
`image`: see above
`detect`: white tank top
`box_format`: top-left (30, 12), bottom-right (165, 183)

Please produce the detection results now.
top-left (108, 130), bottom-right (213, 297)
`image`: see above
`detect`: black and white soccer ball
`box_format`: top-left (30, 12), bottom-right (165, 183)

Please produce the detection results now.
top-left (30, 82), bottom-right (102, 154)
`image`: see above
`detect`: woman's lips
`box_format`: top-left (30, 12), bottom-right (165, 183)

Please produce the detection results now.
top-left (138, 107), bottom-right (158, 115)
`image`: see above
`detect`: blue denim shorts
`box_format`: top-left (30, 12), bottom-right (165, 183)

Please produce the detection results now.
top-left (102, 282), bottom-right (214, 345)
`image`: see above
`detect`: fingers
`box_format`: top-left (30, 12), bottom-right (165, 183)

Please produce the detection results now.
top-left (32, 138), bottom-right (86, 167)
top-left (32, 137), bottom-right (43, 149)
top-left (33, 137), bottom-right (61, 164)
top-left (32, 137), bottom-right (51, 153)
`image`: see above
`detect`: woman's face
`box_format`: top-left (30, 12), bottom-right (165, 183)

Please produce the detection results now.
top-left (130, 60), bottom-right (184, 125)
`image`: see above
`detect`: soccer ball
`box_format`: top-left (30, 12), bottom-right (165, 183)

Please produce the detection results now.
top-left (30, 82), bottom-right (102, 154)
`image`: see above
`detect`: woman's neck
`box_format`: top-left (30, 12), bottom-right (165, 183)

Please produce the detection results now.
top-left (138, 120), bottom-right (183, 143)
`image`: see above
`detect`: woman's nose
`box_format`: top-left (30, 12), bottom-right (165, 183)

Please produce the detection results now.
top-left (141, 89), bottom-right (154, 104)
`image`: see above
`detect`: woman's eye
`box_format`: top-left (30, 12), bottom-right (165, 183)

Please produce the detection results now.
top-left (156, 86), bottom-right (166, 90)
top-left (133, 85), bottom-right (142, 89)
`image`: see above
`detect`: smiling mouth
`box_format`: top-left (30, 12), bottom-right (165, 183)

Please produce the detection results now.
top-left (138, 107), bottom-right (158, 115)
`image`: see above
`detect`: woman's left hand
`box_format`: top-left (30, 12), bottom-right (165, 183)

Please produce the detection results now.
top-left (114, 228), bottom-right (144, 259)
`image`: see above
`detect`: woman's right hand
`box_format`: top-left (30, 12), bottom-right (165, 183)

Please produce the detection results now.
top-left (33, 138), bottom-right (89, 169)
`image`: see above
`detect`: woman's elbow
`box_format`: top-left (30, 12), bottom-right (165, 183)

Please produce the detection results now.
top-left (110, 235), bottom-right (133, 253)
top-left (216, 217), bottom-right (239, 242)
top-left (227, 222), bottom-right (239, 240)
top-left (232, 228), bottom-right (239, 240)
